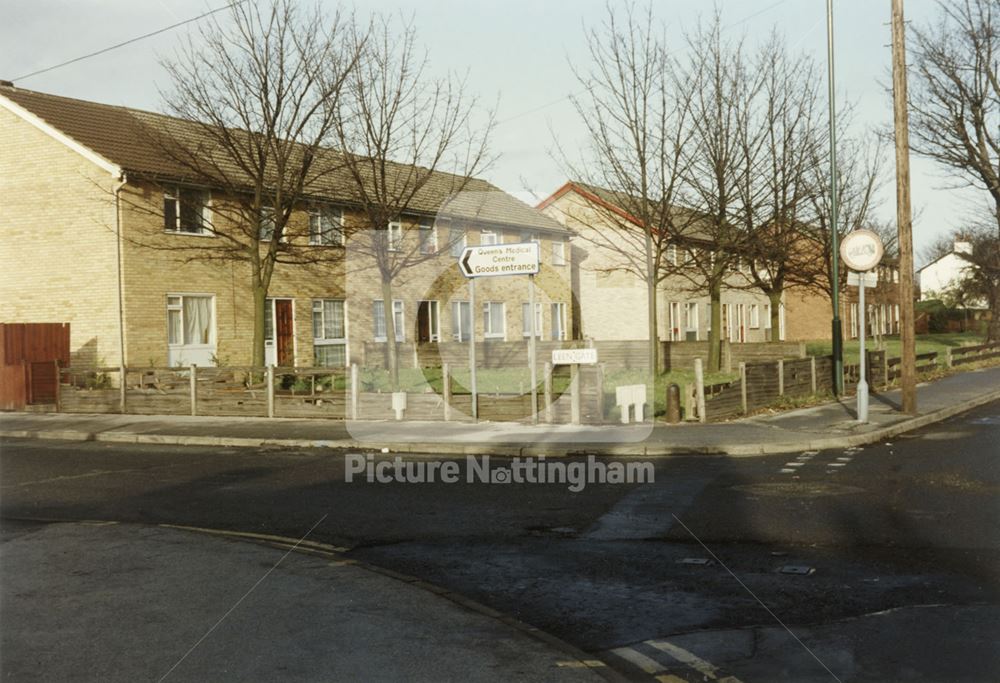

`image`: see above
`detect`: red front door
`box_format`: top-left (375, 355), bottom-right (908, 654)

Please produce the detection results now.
top-left (275, 299), bottom-right (294, 366)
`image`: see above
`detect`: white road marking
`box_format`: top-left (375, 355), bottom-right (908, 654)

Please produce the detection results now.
top-left (785, 462), bottom-right (805, 467)
top-left (828, 463), bottom-right (846, 467)
top-left (836, 456), bottom-right (852, 462)
top-left (647, 639), bottom-right (746, 682)
top-left (610, 646), bottom-right (666, 674)
top-left (779, 468), bottom-right (796, 474)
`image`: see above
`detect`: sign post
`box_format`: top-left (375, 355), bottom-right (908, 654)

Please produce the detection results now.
top-left (840, 229), bottom-right (884, 423)
top-left (460, 242), bottom-right (540, 423)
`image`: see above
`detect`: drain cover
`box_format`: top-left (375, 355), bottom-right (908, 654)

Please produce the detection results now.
top-left (779, 565), bottom-right (816, 575)
top-left (677, 557), bottom-right (714, 566)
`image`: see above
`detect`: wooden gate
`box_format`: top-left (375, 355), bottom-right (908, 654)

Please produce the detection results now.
top-left (0, 323), bottom-right (70, 410)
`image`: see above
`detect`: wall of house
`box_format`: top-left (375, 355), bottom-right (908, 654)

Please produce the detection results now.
top-left (118, 184), bottom-right (573, 368)
top-left (0, 106), bottom-right (123, 367)
top-left (540, 189), bottom-right (773, 344)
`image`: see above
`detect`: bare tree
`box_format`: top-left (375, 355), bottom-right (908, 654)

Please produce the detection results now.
top-left (910, 0), bottom-right (1000, 339)
top-left (563, 3), bottom-right (698, 375)
top-left (130, 0), bottom-right (361, 366)
top-left (738, 34), bottom-right (827, 341)
top-left (331, 15), bottom-right (494, 389)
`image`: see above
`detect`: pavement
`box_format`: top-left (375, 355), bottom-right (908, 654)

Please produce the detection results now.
top-left (1, 520), bottom-right (606, 682)
top-left (2, 364), bottom-right (999, 456)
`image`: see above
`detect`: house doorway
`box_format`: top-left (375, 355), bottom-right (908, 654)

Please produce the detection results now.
top-left (265, 298), bottom-right (295, 366)
top-left (416, 300), bottom-right (440, 342)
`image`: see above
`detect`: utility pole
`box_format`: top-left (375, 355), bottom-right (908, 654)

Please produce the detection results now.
top-left (826, 0), bottom-right (844, 395)
top-left (891, 0), bottom-right (917, 414)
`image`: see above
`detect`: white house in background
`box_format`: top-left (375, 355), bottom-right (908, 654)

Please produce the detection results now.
top-left (918, 240), bottom-right (986, 307)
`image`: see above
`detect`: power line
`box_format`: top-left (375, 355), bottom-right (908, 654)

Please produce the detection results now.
top-left (12, 0), bottom-right (246, 82)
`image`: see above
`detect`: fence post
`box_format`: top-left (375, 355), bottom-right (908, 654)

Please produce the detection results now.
top-left (722, 340), bottom-right (732, 374)
top-left (739, 362), bottom-right (748, 415)
top-left (53, 360), bottom-right (61, 412)
top-left (543, 362), bottom-right (553, 424)
top-left (595, 362), bottom-right (605, 422)
top-left (694, 358), bottom-right (706, 424)
top-left (570, 364), bottom-right (581, 425)
top-left (883, 353), bottom-right (890, 386)
top-left (810, 356), bottom-right (817, 395)
top-left (120, 364), bottom-right (127, 414)
top-left (190, 365), bottom-right (198, 417)
top-left (944, 347), bottom-right (953, 368)
top-left (777, 359), bottom-right (784, 396)
top-left (685, 383), bottom-right (694, 421)
top-left (442, 363), bottom-right (451, 422)
top-left (798, 341), bottom-right (807, 358)
top-left (350, 363), bottom-right (359, 420)
top-left (266, 365), bottom-right (274, 418)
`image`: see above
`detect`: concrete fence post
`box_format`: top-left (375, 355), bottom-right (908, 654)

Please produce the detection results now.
top-left (543, 362), bottom-right (553, 424)
top-left (798, 341), bottom-right (807, 358)
top-left (190, 364), bottom-right (198, 417)
top-left (777, 359), bottom-right (784, 396)
top-left (595, 362), bottom-right (606, 422)
top-left (442, 363), bottom-right (452, 422)
top-left (694, 358), bottom-right (706, 423)
top-left (739, 362), bottom-right (748, 415)
top-left (722, 341), bottom-right (733, 374)
top-left (266, 365), bottom-right (274, 418)
top-left (944, 348), bottom-right (953, 368)
top-left (883, 352), bottom-right (890, 386)
top-left (685, 382), bottom-right (694, 421)
top-left (120, 365), bottom-right (127, 414)
top-left (810, 356), bottom-right (817, 395)
top-left (350, 363), bottom-right (359, 420)
top-left (570, 364), bottom-right (581, 425)
top-left (54, 360), bottom-right (62, 412)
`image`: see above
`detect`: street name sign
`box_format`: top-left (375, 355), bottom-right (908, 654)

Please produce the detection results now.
top-left (840, 229), bottom-right (884, 272)
top-left (847, 271), bottom-right (877, 288)
top-left (552, 348), bottom-right (598, 365)
top-left (460, 242), bottom-right (540, 278)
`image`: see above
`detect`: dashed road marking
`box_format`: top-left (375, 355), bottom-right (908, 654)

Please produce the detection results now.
top-left (647, 640), bottom-right (745, 682)
top-left (611, 646), bottom-right (667, 674)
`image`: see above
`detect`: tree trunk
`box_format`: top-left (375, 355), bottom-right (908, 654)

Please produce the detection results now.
top-left (707, 281), bottom-right (722, 373)
top-left (381, 278), bottom-right (401, 391)
top-left (768, 289), bottom-right (782, 342)
top-left (252, 283), bottom-right (267, 368)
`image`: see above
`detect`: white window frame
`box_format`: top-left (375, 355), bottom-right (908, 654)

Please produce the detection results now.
top-left (451, 300), bottom-right (472, 341)
top-left (387, 221), bottom-right (403, 251)
top-left (309, 206), bottom-right (344, 246)
top-left (482, 301), bottom-right (506, 339)
top-left (450, 228), bottom-right (467, 258)
top-left (667, 244), bottom-right (678, 266)
top-left (764, 303), bottom-right (772, 329)
top-left (418, 221), bottom-right (438, 254)
top-left (417, 300), bottom-right (441, 342)
top-left (550, 302), bottom-right (567, 341)
top-left (684, 302), bottom-right (699, 340)
top-left (520, 230), bottom-right (539, 243)
top-left (552, 241), bottom-right (566, 266)
top-left (312, 299), bottom-right (348, 367)
top-left (480, 230), bottom-right (498, 246)
top-left (668, 302), bottom-right (681, 341)
top-left (259, 205), bottom-right (277, 242)
top-left (521, 302), bottom-right (542, 339)
top-left (164, 186), bottom-right (211, 235)
top-left (749, 303), bottom-right (760, 329)
top-left (373, 299), bottom-right (405, 342)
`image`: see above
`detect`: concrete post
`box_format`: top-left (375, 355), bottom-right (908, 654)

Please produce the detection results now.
top-left (190, 364), bottom-right (198, 417)
top-left (694, 358), bottom-right (706, 423)
top-left (739, 361), bottom-right (747, 415)
top-left (798, 341), bottom-right (807, 358)
top-left (685, 383), bottom-right (694, 421)
top-left (54, 360), bottom-right (61, 412)
top-left (543, 362), bottom-right (553, 424)
top-left (722, 341), bottom-right (732, 374)
top-left (777, 359), bottom-right (785, 396)
top-left (120, 365), bottom-right (127, 414)
top-left (810, 356), bottom-right (817, 395)
top-left (595, 362), bottom-right (605, 422)
top-left (944, 347), bottom-right (953, 368)
top-left (443, 363), bottom-right (451, 422)
top-left (266, 365), bottom-right (274, 418)
top-left (350, 363), bottom-right (359, 420)
top-left (570, 364), bottom-right (581, 425)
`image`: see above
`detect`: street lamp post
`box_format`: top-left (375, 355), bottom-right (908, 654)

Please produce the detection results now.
top-left (826, 0), bottom-right (844, 396)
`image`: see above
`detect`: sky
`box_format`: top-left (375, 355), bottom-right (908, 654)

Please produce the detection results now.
top-left (3, 0), bottom-right (981, 262)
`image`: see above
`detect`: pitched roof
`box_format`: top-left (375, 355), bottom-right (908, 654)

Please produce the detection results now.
top-left (0, 84), bottom-right (567, 234)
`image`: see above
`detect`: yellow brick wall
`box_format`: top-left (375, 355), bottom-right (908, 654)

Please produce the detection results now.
top-left (0, 106), bottom-right (123, 367)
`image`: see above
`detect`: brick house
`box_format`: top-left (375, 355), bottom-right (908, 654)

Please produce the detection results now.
top-left (0, 85), bottom-right (573, 368)
top-left (538, 181), bottom-right (779, 344)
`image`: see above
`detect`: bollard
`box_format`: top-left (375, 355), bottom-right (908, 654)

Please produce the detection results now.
top-left (666, 383), bottom-right (681, 424)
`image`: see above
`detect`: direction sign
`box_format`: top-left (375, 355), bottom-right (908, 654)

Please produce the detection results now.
top-left (552, 348), bottom-right (598, 365)
top-left (847, 271), bottom-right (877, 288)
top-left (840, 229), bottom-right (884, 272)
top-left (459, 242), bottom-right (540, 278)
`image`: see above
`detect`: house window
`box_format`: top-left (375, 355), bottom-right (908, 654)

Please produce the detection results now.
top-left (166, 294), bottom-right (215, 366)
top-left (450, 228), bottom-right (467, 257)
top-left (373, 300), bottom-right (404, 342)
top-left (418, 221), bottom-right (437, 254)
top-left (309, 207), bottom-right (344, 246)
top-left (551, 302), bottom-right (567, 341)
top-left (552, 241), bottom-right (566, 266)
top-left (705, 302), bottom-right (712, 330)
top-left (893, 268), bottom-right (899, 283)
top-left (749, 304), bottom-right (760, 328)
top-left (164, 187), bottom-right (209, 234)
top-left (685, 302), bottom-right (699, 339)
top-left (312, 299), bottom-right (347, 366)
top-left (850, 303), bottom-right (859, 338)
top-left (763, 304), bottom-right (772, 329)
top-left (387, 221), bottom-right (403, 251)
top-left (521, 302), bottom-right (542, 338)
top-left (259, 205), bottom-right (277, 241)
top-left (667, 244), bottom-right (678, 266)
top-left (480, 230), bottom-right (498, 246)
top-left (451, 300), bottom-right (472, 341)
top-left (482, 302), bottom-right (505, 339)
top-left (520, 230), bottom-right (539, 243)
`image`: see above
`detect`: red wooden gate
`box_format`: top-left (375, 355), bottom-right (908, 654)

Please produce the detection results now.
top-left (0, 323), bottom-right (70, 410)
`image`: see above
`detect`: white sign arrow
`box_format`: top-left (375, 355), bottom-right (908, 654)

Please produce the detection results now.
top-left (459, 242), bottom-right (540, 278)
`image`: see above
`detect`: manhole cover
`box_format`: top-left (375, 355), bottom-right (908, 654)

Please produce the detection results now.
top-left (732, 482), bottom-right (865, 497)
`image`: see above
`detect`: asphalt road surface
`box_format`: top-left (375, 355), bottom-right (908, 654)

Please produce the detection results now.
top-left (2, 400), bottom-right (999, 682)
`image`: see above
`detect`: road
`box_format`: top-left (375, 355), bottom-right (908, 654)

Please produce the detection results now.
top-left (2, 401), bottom-right (999, 681)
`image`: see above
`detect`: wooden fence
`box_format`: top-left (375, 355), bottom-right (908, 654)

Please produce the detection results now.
top-left (0, 323), bottom-right (71, 410)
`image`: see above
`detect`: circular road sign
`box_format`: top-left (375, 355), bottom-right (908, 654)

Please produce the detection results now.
top-left (840, 229), bottom-right (884, 272)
